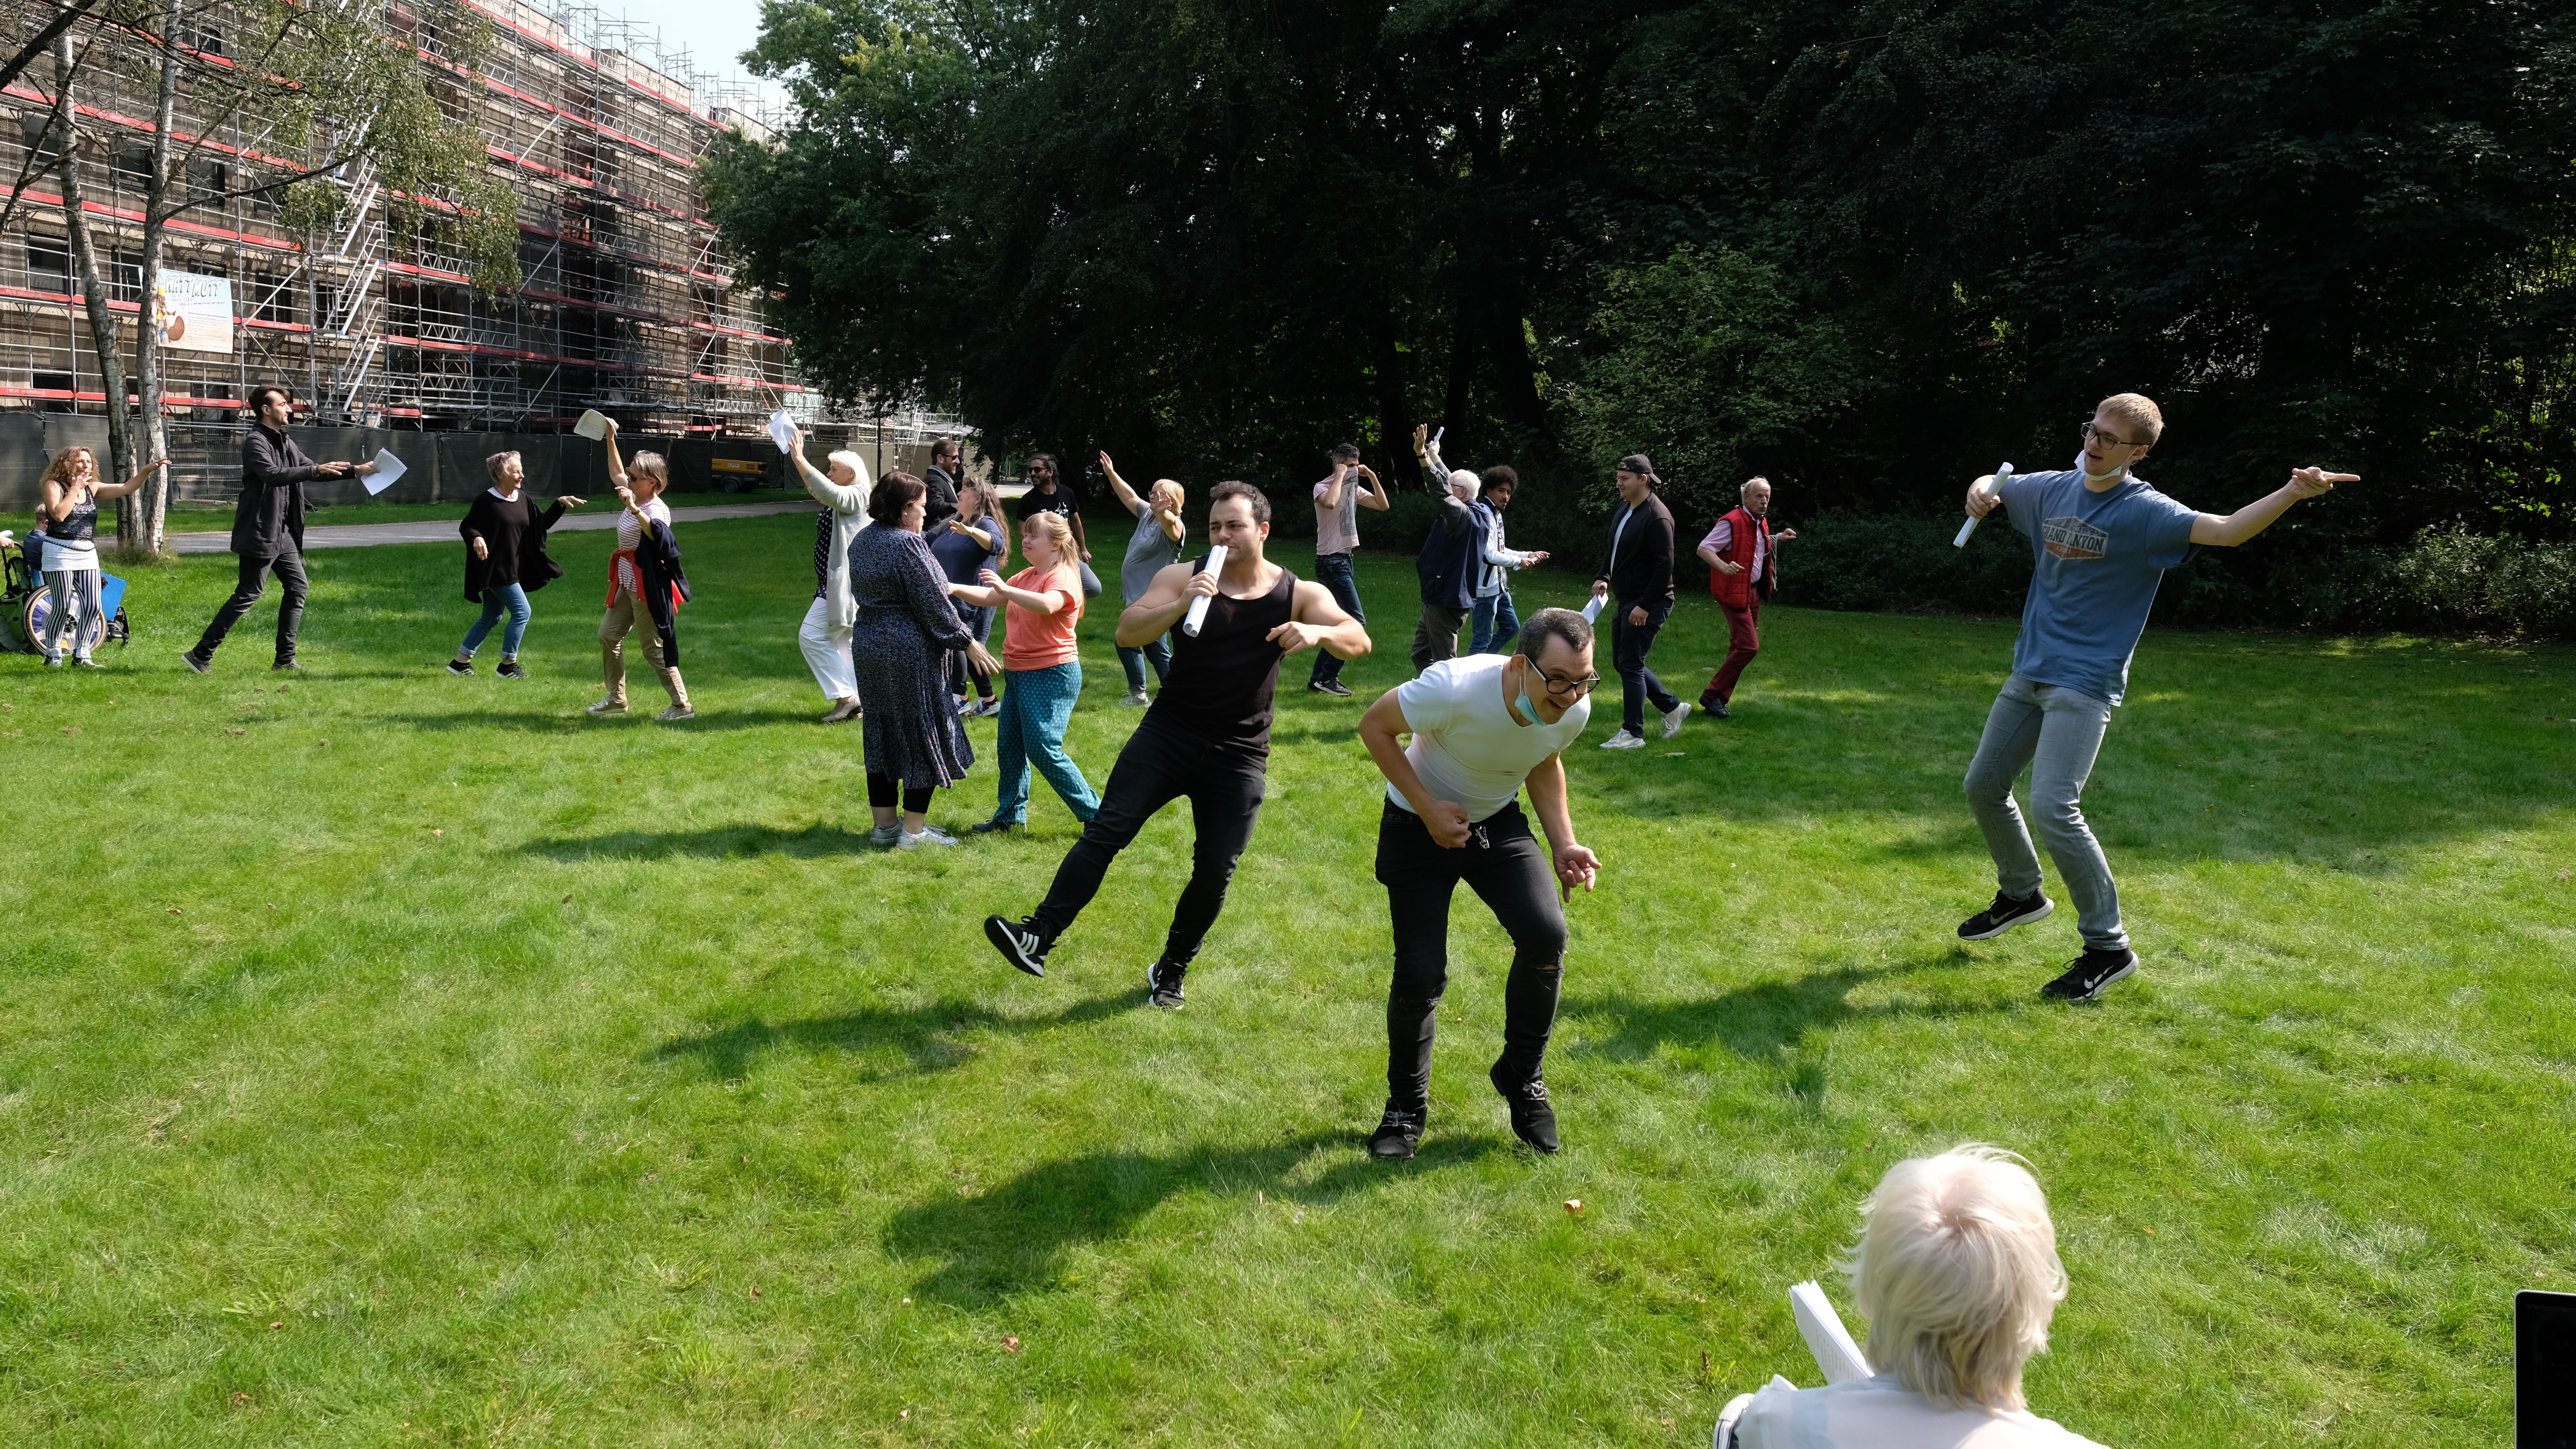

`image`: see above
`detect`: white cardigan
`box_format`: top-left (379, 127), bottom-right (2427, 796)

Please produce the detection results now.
top-left (794, 451), bottom-right (872, 627)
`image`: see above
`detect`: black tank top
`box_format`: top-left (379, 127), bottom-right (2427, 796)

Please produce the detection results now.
top-left (45, 490), bottom-right (96, 542)
top-left (1147, 554), bottom-right (1299, 752)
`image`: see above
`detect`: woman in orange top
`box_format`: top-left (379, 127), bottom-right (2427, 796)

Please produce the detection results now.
top-left (946, 510), bottom-right (1099, 834)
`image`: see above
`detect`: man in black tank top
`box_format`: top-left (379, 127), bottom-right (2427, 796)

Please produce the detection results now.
top-left (986, 481), bottom-right (1372, 1005)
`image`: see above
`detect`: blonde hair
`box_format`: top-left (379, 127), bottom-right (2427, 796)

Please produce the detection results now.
top-left (629, 450), bottom-right (670, 485)
top-left (2096, 393), bottom-right (2163, 447)
top-left (1020, 508), bottom-right (1073, 555)
top-left (39, 446), bottom-right (96, 493)
top-left (1847, 1144), bottom-right (2066, 1412)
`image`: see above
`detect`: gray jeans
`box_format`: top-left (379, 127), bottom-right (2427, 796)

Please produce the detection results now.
top-left (1963, 675), bottom-right (2126, 952)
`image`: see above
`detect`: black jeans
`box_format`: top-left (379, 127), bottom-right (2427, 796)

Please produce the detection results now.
top-left (1308, 551), bottom-right (1365, 685)
top-left (1029, 714), bottom-right (1266, 966)
top-left (1610, 596), bottom-right (1678, 734)
top-left (1377, 799), bottom-right (1568, 1109)
top-left (194, 550), bottom-right (308, 664)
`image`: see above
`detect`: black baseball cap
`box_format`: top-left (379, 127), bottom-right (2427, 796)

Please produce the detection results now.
top-left (1616, 453), bottom-right (1657, 481)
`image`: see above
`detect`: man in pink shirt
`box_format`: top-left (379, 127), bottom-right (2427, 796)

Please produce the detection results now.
top-left (1695, 476), bottom-right (1796, 718)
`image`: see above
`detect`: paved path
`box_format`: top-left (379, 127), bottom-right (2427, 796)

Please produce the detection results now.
top-left (169, 501), bottom-right (814, 554)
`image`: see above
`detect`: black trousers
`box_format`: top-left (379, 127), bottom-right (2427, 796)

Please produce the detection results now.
top-left (1377, 798), bottom-right (1568, 1109)
top-left (1029, 714), bottom-right (1265, 966)
top-left (194, 551), bottom-right (308, 664)
top-left (1610, 595), bottom-right (1678, 734)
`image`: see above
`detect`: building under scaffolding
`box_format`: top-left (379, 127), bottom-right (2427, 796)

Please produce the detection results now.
top-left (0, 0), bottom-right (964, 509)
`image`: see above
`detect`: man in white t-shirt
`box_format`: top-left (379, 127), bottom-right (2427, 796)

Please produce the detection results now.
top-left (1356, 607), bottom-right (1606, 1159)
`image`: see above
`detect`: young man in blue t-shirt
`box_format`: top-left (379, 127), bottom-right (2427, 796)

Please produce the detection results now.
top-left (1955, 393), bottom-right (2356, 1001)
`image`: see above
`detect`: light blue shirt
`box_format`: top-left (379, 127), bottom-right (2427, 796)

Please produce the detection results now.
top-left (1999, 469), bottom-right (2199, 706)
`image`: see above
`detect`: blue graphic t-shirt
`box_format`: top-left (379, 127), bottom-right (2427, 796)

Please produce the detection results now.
top-left (1999, 469), bottom-right (2199, 706)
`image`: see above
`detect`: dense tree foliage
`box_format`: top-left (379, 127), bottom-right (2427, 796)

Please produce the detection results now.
top-left (711, 0), bottom-right (2573, 570)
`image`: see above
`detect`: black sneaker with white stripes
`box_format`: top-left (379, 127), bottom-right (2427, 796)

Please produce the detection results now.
top-left (1957, 888), bottom-right (2054, 940)
top-left (1367, 1102), bottom-right (1426, 1160)
top-left (2041, 948), bottom-right (2138, 1002)
top-left (1145, 960), bottom-right (1187, 1009)
top-left (983, 914), bottom-right (1049, 977)
top-left (1490, 1061), bottom-right (1560, 1153)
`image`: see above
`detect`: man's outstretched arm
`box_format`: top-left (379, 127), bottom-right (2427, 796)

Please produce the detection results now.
top-left (2190, 467), bottom-right (2355, 547)
top-left (1269, 579), bottom-right (1373, 659)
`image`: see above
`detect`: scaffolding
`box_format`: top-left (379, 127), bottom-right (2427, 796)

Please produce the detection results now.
top-left (0, 0), bottom-right (957, 501)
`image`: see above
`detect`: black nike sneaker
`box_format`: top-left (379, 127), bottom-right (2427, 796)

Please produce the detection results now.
top-left (984, 915), bottom-right (1049, 978)
top-left (1490, 1062), bottom-right (1560, 1153)
top-left (1367, 1102), bottom-right (1426, 1160)
top-left (1957, 889), bottom-right (2054, 940)
top-left (2041, 948), bottom-right (2138, 1002)
top-left (1145, 960), bottom-right (1187, 1009)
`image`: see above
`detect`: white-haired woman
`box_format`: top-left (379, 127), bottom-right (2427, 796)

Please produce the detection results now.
top-left (1725, 1145), bottom-right (2105, 1448)
top-left (791, 429), bottom-right (871, 722)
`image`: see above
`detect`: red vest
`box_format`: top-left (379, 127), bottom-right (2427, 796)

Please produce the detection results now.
top-left (1707, 506), bottom-right (1774, 608)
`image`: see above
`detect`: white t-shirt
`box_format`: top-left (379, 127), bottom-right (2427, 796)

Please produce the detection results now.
top-left (1736, 1374), bottom-right (2109, 1449)
top-left (1385, 654), bottom-right (1589, 822)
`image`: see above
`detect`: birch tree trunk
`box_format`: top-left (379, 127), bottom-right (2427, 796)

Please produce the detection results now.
top-left (49, 34), bottom-right (137, 544)
top-left (133, 5), bottom-right (181, 556)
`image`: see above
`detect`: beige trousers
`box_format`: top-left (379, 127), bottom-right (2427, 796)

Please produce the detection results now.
top-left (600, 592), bottom-right (688, 706)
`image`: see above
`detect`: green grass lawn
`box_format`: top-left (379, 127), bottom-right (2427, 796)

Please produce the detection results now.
top-left (0, 517), bottom-right (2569, 1446)
top-left (0, 490), bottom-right (812, 540)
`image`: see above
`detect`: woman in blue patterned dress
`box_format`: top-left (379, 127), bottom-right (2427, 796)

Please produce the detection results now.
top-left (848, 471), bottom-right (985, 849)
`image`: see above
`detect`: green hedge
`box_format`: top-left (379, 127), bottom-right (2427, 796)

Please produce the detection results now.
top-left (1777, 511), bottom-right (2576, 640)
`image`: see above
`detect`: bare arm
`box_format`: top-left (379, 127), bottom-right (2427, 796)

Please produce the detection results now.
top-left (1268, 578), bottom-right (1372, 659)
top-left (41, 480), bottom-right (76, 521)
top-left (1117, 560), bottom-right (1200, 647)
top-left (1156, 504), bottom-right (1185, 544)
top-left (94, 458), bottom-right (168, 501)
top-left (979, 567), bottom-right (1071, 615)
top-left (1359, 688), bottom-right (1470, 848)
top-left (1098, 451), bottom-right (1143, 515)
top-left (1315, 464), bottom-right (1349, 511)
top-left (2189, 467), bottom-right (2354, 547)
top-left (1356, 465), bottom-right (1391, 512)
top-left (601, 421), bottom-right (630, 494)
top-left (1522, 753), bottom-right (1601, 900)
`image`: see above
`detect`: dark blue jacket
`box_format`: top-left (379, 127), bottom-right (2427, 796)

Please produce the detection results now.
top-left (1415, 492), bottom-right (1479, 609)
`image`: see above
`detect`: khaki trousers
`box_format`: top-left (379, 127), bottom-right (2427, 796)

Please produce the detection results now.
top-left (600, 592), bottom-right (688, 706)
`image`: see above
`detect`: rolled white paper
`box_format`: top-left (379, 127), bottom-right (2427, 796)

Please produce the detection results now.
top-left (1953, 461), bottom-right (2014, 548)
top-left (1183, 544), bottom-right (1228, 637)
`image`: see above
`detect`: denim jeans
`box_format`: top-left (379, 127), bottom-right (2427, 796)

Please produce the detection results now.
top-left (1119, 634), bottom-right (1173, 693)
top-left (991, 662), bottom-right (1100, 826)
top-left (1309, 551), bottom-right (1365, 685)
top-left (460, 582), bottom-right (532, 658)
top-left (1962, 675), bottom-right (2126, 952)
top-left (1470, 588), bottom-right (1521, 655)
top-left (1609, 596), bottom-right (1678, 734)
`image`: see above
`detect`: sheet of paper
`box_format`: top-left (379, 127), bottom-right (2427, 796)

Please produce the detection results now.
top-left (766, 409), bottom-right (796, 455)
top-left (574, 409), bottom-right (610, 440)
top-left (1789, 1281), bottom-right (1871, 1385)
top-left (363, 449), bottom-right (405, 495)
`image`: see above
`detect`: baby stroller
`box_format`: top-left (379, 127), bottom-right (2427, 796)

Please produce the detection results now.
top-left (0, 529), bottom-right (130, 657)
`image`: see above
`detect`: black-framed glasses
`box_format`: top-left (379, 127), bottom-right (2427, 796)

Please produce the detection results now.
top-left (1540, 668), bottom-right (1602, 697)
top-left (2081, 421), bottom-right (2144, 449)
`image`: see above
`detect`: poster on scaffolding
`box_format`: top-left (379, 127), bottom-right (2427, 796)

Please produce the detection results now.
top-left (152, 270), bottom-right (234, 354)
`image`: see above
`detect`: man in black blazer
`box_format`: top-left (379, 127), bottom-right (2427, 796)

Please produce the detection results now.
top-left (1589, 452), bottom-right (1689, 747)
top-left (182, 385), bottom-right (376, 671)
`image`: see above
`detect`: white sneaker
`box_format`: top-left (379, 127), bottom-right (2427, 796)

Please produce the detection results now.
top-left (585, 697), bottom-right (628, 715)
top-left (1122, 690), bottom-right (1150, 707)
top-left (1660, 700), bottom-right (1693, 738)
top-left (868, 825), bottom-right (903, 848)
top-left (897, 825), bottom-right (959, 850)
top-left (1599, 729), bottom-right (1645, 750)
top-left (655, 704), bottom-right (695, 721)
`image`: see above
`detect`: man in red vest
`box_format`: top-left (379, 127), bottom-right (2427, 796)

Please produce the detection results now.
top-left (1693, 476), bottom-right (1797, 718)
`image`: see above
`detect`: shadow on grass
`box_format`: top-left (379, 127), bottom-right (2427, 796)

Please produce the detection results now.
top-left (370, 707), bottom-right (819, 734)
top-left (519, 820), bottom-right (885, 861)
top-left (884, 1129), bottom-right (1502, 1306)
top-left (650, 991), bottom-right (1135, 1082)
top-left (1565, 953), bottom-right (2011, 1109)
